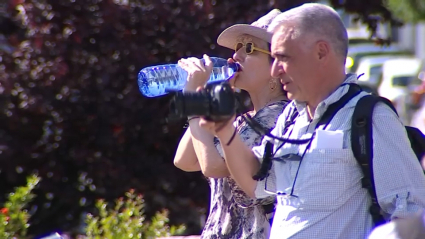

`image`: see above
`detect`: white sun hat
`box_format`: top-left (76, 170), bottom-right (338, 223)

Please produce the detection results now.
top-left (217, 9), bottom-right (282, 50)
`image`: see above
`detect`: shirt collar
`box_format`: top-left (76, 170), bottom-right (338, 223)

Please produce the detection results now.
top-left (292, 73), bottom-right (358, 121)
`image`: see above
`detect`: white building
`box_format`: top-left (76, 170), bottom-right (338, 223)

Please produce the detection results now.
top-left (398, 23), bottom-right (425, 60)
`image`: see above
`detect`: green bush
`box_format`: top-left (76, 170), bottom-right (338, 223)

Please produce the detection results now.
top-left (0, 175), bottom-right (39, 239)
top-left (0, 175), bottom-right (184, 239)
top-left (85, 189), bottom-right (186, 239)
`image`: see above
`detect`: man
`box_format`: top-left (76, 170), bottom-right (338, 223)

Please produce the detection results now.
top-left (198, 3), bottom-right (425, 239)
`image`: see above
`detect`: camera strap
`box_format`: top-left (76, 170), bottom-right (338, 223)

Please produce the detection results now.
top-left (252, 107), bottom-right (297, 181)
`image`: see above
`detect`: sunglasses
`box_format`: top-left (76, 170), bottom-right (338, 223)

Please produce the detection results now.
top-left (235, 42), bottom-right (271, 55)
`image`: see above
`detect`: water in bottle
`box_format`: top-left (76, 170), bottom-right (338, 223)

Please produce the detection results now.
top-left (138, 57), bottom-right (240, 97)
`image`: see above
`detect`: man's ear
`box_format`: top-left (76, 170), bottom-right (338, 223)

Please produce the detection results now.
top-left (316, 40), bottom-right (330, 61)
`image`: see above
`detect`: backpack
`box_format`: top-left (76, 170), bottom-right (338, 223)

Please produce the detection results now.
top-left (318, 83), bottom-right (425, 226)
top-left (350, 91), bottom-right (425, 226)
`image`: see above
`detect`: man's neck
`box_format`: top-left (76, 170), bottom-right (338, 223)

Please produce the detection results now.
top-left (305, 73), bottom-right (347, 119)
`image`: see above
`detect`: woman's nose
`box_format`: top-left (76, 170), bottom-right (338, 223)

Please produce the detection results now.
top-left (233, 48), bottom-right (245, 63)
top-left (271, 59), bottom-right (282, 78)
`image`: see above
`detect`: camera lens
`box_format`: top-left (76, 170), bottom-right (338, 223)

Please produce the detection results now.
top-left (169, 91), bottom-right (210, 118)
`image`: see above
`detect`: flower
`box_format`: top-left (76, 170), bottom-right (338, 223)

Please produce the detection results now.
top-left (0, 208), bottom-right (8, 214)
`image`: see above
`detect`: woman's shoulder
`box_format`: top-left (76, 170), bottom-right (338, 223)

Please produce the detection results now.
top-left (233, 100), bottom-right (289, 130)
top-left (232, 100), bottom-right (289, 127)
top-left (258, 100), bottom-right (289, 117)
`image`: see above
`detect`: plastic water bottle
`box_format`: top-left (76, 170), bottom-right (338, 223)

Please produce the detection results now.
top-left (138, 57), bottom-right (240, 97)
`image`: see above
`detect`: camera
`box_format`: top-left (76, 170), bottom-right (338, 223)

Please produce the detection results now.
top-left (169, 81), bottom-right (237, 122)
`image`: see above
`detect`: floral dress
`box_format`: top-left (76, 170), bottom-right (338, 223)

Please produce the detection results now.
top-left (200, 101), bottom-right (288, 239)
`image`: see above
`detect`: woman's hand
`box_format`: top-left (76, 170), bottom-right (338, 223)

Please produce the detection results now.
top-left (178, 54), bottom-right (213, 92)
top-left (199, 114), bottom-right (236, 144)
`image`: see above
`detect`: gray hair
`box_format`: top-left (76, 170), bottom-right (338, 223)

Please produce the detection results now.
top-left (268, 3), bottom-right (348, 59)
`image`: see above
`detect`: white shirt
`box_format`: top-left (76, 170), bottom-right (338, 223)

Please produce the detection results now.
top-left (252, 74), bottom-right (425, 239)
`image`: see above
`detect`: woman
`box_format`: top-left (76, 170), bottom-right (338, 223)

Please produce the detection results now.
top-left (174, 9), bottom-right (288, 239)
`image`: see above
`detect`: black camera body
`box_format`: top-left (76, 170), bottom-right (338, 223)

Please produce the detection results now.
top-left (169, 81), bottom-right (237, 122)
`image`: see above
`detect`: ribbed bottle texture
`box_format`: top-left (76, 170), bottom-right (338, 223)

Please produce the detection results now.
top-left (138, 57), bottom-right (239, 97)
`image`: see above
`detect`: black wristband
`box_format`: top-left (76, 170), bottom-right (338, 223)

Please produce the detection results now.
top-left (187, 116), bottom-right (200, 122)
top-left (183, 116), bottom-right (200, 128)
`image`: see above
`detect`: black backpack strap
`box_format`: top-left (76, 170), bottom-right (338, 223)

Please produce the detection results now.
top-left (316, 83), bottom-right (362, 128)
top-left (351, 94), bottom-right (391, 227)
